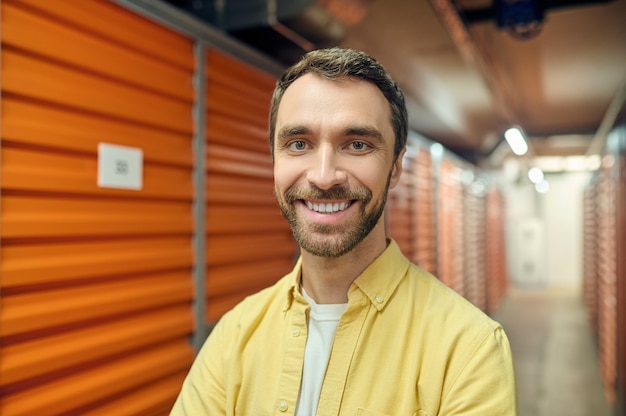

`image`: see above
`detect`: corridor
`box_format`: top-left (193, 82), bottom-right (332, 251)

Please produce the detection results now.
top-left (494, 287), bottom-right (612, 416)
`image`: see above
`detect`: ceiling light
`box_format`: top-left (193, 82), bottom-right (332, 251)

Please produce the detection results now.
top-left (504, 127), bottom-right (528, 156)
top-left (430, 142), bottom-right (444, 159)
top-left (528, 167), bottom-right (544, 184)
top-left (535, 180), bottom-right (549, 193)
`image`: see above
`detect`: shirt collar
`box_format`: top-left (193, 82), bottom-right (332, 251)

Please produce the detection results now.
top-left (283, 239), bottom-right (410, 312)
top-left (283, 256), bottom-right (304, 312)
top-left (351, 239), bottom-right (410, 311)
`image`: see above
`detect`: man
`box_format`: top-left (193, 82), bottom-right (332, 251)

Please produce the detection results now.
top-left (171, 47), bottom-right (517, 415)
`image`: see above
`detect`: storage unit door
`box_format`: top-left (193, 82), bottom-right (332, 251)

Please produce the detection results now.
top-left (464, 189), bottom-right (487, 312)
top-left (387, 156), bottom-right (414, 257)
top-left (204, 49), bottom-right (297, 323)
top-left (486, 188), bottom-right (508, 313)
top-left (437, 159), bottom-right (465, 296)
top-left (617, 129), bottom-right (626, 414)
top-left (1, 0), bottom-right (195, 414)
top-left (413, 148), bottom-right (437, 274)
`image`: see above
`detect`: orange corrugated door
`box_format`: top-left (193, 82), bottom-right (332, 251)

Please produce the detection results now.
top-left (464, 187), bottom-right (487, 312)
top-left (437, 159), bottom-right (464, 295)
top-left (387, 156), bottom-right (414, 257)
top-left (617, 140), bottom-right (626, 413)
top-left (583, 180), bottom-right (599, 332)
top-left (413, 148), bottom-right (436, 274)
top-left (485, 187), bottom-right (507, 314)
top-left (1, 1), bottom-right (195, 414)
top-left (597, 157), bottom-right (618, 405)
top-left (204, 49), bottom-right (297, 323)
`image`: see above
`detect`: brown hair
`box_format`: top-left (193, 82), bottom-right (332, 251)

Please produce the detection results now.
top-left (268, 47), bottom-right (408, 161)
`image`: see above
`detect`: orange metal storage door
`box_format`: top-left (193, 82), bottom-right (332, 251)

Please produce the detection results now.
top-left (617, 138), bottom-right (626, 413)
top-left (204, 49), bottom-right (297, 322)
top-left (1, 0), bottom-right (195, 414)
top-left (485, 188), bottom-right (508, 313)
top-left (413, 149), bottom-right (437, 274)
top-left (437, 159), bottom-right (465, 295)
top-left (583, 182), bottom-right (600, 332)
top-left (464, 189), bottom-right (487, 312)
top-left (597, 157), bottom-right (618, 405)
top-left (387, 156), bottom-right (414, 257)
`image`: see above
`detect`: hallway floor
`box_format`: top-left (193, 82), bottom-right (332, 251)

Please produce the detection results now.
top-left (493, 287), bottom-right (613, 416)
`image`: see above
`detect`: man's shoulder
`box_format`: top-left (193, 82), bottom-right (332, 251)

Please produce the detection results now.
top-left (405, 263), bottom-right (501, 332)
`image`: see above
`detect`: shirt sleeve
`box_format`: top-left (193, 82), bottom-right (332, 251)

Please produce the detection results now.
top-left (438, 326), bottom-right (518, 415)
top-left (169, 319), bottom-right (228, 416)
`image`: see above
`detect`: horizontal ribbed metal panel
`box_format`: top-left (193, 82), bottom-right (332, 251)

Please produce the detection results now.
top-left (1, 0), bottom-right (195, 414)
top-left (596, 160), bottom-right (618, 404)
top-left (437, 159), bottom-right (464, 295)
top-left (413, 149), bottom-right (437, 274)
top-left (387, 157), bottom-right (414, 257)
top-left (485, 188), bottom-right (507, 313)
top-left (204, 49), bottom-right (296, 322)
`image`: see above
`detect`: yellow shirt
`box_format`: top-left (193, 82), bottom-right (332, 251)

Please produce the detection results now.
top-left (171, 240), bottom-right (517, 415)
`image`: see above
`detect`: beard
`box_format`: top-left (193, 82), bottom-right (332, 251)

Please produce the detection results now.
top-left (275, 174), bottom-right (392, 258)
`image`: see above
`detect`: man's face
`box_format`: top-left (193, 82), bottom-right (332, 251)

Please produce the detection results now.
top-left (273, 74), bottom-right (403, 258)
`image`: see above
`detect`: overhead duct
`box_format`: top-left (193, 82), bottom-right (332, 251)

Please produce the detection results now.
top-left (458, 0), bottom-right (618, 40)
top-left (168, 0), bottom-right (372, 64)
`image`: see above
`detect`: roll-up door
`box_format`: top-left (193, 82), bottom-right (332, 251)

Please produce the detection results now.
top-left (437, 159), bottom-right (465, 295)
top-left (617, 136), bottom-right (626, 413)
top-left (387, 156), bottom-right (413, 256)
top-left (485, 188), bottom-right (508, 313)
top-left (204, 49), bottom-right (296, 323)
top-left (464, 187), bottom-right (487, 312)
top-left (583, 130), bottom-right (626, 407)
top-left (413, 148), bottom-right (437, 274)
top-left (597, 157), bottom-right (617, 405)
top-left (583, 181), bottom-right (599, 332)
top-left (1, 0), bottom-right (195, 414)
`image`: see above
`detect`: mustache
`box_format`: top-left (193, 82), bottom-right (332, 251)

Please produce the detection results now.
top-left (283, 185), bottom-right (371, 204)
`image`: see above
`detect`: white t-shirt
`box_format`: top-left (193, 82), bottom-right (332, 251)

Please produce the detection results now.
top-left (296, 288), bottom-right (348, 416)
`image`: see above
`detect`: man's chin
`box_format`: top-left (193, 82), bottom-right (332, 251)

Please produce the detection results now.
top-left (295, 234), bottom-right (359, 258)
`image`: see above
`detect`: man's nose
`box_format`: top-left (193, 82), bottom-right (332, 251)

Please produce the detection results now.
top-left (305, 144), bottom-right (348, 190)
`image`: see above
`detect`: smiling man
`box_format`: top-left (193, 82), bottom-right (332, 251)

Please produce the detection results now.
top-left (171, 48), bottom-right (517, 416)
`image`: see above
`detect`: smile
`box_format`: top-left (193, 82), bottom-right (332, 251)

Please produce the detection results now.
top-left (305, 200), bottom-right (352, 213)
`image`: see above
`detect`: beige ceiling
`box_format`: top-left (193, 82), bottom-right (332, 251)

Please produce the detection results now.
top-left (339, 0), bottom-right (626, 163)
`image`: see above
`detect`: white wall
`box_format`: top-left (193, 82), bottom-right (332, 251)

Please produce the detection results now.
top-left (495, 164), bottom-right (591, 289)
top-left (541, 171), bottom-right (591, 288)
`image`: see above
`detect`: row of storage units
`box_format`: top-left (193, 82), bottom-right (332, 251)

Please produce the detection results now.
top-left (0, 0), bottom-right (508, 414)
top-left (583, 124), bottom-right (626, 413)
top-left (385, 142), bottom-right (509, 315)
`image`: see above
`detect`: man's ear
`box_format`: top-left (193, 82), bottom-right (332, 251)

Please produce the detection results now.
top-left (389, 147), bottom-right (406, 189)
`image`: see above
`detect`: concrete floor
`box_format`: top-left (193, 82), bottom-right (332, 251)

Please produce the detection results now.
top-left (493, 287), bottom-right (613, 416)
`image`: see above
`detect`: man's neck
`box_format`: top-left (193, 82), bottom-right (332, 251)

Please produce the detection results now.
top-left (299, 231), bottom-right (388, 304)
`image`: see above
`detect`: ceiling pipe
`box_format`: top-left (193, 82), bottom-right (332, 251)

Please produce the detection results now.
top-left (460, 0), bottom-right (618, 24)
top-left (267, 0), bottom-right (316, 52)
top-left (428, 0), bottom-right (517, 141)
top-left (460, 0), bottom-right (618, 40)
top-left (586, 75), bottom-right (626, 156)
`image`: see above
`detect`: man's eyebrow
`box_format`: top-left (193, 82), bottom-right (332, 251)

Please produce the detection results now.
top-left (276, 125), bottom-right (385, 142)
top-left (277, 125), bottom-right (311, 140)
top-left (343, 126), bottom-right (384, 142)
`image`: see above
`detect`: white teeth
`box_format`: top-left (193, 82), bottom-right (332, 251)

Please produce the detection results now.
top-left (306, 201), bottom-right (350, 213)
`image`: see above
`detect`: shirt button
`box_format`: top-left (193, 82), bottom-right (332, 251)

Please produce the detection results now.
top-left (292, 329), bottom-right (300, 337)
top-left (278, 400), bottom-right (288, 412)
top-left (375, 295), bottom-right (384, 303)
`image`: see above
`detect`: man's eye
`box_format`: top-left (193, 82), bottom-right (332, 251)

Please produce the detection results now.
top-left (350, 141), bottom-right (369, 151)
top-left (289, 140), bottom-right (307, 151)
